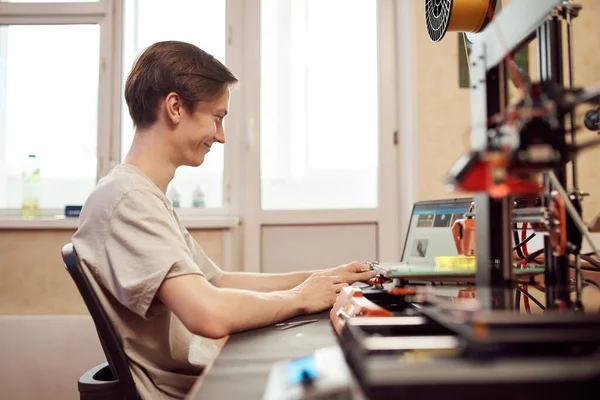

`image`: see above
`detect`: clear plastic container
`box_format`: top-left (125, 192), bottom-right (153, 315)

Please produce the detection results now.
top-left (21, 154), bottom-right (41, 218)
top-left (192, 186), bottom-right (206, 208)
top-left (167, 185), bottom-right (181, 208)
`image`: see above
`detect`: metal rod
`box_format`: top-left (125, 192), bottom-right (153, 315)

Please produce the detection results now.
top-left (538, 17), bottom-right (570, 308)
top-left (567, 12), bottom-right (585, 312)
top-left (575, 254), bottom-right (584, 309)
top-left (512, 217), bottom-right (546, 224)
top-left (566, 9), bottom-right (578, 190)
top-left (548, 170), bottom-right (600, 259)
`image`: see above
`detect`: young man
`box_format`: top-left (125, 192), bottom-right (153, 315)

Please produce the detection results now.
top-left (72, 41), bottom-right (376, 399)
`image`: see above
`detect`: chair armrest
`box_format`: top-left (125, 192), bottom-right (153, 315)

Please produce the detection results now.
top-left (78, 362), bottom-right (120, 393)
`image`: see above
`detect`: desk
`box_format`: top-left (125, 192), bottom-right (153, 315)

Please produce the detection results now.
top-left (187, 312), bottom-right (337, 400)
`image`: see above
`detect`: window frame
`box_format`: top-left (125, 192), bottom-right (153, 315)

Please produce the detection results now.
top-left (0, 22), bottom-right (7, 210)
top-left (0, 0), bottom-right (115, 219)
top-left (259, 0), bottom-right (382, 212)
top-left (118, 0), bottom-right (234, 215)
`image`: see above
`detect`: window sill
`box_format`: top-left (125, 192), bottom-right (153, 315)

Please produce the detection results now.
top-left (0, 215), bottom-right (240, 230)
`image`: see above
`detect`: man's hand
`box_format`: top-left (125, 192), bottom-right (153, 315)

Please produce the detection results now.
top-left (291, 272), bottom-right (350, 314)
top-left (330, 261), bottom-right (378, 285)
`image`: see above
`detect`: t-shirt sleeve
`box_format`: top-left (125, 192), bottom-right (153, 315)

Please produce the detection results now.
top-left (103, 189), bottom-right (204, 318)
top-left (186, 233), bottom-right (224, 285)
top-left (169, 213), bottom-right (224, 284)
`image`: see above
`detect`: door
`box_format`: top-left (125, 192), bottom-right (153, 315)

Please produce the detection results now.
top-left (235, 0), bottom-right (400, 273)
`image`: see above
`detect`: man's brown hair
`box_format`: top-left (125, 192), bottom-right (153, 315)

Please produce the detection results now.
top-left (125, 41), bottom-right (238, 128)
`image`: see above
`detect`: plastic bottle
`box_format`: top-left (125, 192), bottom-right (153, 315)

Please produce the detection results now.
top-left (167, 185), bottom-right (181, 208)
top-left (21, 154), bottom-right (41, 218)
top-left (192, 186), bottom-right (206, 208)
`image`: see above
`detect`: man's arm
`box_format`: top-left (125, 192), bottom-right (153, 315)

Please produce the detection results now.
top-left (215, 271), bottom-right (317, 292)
top-left (216, 262), bottom-right (377, 292)
top-left (157, 272), bottom-right (345, 339)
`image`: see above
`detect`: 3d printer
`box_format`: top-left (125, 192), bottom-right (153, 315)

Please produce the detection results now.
top-left (339, 1), bottom-right (600, 398)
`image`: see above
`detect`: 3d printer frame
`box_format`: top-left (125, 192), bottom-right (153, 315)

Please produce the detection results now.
top-left (467, 0), bottom-right (580, 310)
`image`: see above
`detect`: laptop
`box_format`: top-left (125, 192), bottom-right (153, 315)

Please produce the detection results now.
top-left (374, 197), bottom-right (544, 280)
top-left (374, 197), bottom-right (474, 276)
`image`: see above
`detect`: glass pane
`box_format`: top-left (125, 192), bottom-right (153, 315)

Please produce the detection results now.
top-left (0, 25), bottom-right (100, 209)
top-left (120, 0), bottom-right (227, 209)
top-left (260, 0), bottom-right (379, 210)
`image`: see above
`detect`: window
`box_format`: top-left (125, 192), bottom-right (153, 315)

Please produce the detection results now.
top-left (260, 0), bottom-right (379, 210)
top-left (0, 24), bottom-right (100, 209)
top-left (120, 0), bottom-right (227, 209)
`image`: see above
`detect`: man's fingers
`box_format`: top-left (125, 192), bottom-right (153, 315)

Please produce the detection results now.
top-left (355, 270), bottom-right (378, 282)
top-left (347, 262), bottom-right (370, 273)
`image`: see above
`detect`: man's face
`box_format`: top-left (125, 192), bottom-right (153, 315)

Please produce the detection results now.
top-left (174, 90), bottom-right (230, 167)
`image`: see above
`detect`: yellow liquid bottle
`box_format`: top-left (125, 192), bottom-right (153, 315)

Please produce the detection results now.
top-left (21, 155), bottom-right (40, 219)
top-left (21, 197), bottom-right (40, 218)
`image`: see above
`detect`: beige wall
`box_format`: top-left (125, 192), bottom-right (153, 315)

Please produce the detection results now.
top-left (414, 1), bottom-right (472, 203)
top-left (0, 315), bottom-right (106, 400)
top-left (0, 229), bottom-right (224, 314)
top-left (414, 0), bottom-right (600, 222)
top-left (566, 0), bottom-right (600, 222)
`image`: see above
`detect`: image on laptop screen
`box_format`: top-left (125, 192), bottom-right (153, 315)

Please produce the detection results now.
top-left (401, 198), bottom-right (474, 267)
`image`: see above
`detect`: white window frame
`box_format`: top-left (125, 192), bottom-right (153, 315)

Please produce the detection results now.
top-left (118, 0), bottom-right (237, 219)
top-left (396, 0), bottom-right (418, 246)
top-left (0, 22), bottom-right (7, 205)
top-left (0, 0), bottom-right (116, 220)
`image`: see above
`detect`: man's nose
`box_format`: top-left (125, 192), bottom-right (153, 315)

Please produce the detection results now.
top-left (214, 128), bottom-right (225, 144)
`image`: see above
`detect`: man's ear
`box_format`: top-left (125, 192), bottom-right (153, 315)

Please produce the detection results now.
top-left (165, 92), bottom-right (182, 124)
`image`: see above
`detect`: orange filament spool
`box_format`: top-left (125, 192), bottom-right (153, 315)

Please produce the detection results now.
top-left (426, 0), bottom-right (496, 42)
top-left (448, 0), bottom-right (491, 33)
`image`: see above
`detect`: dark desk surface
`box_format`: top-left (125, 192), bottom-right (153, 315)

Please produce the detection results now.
top-left (188, 312), bottom-right (337, 400)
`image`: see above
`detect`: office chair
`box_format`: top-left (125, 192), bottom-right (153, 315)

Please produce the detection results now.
top-left (62, 243), bottom-right (140, 400)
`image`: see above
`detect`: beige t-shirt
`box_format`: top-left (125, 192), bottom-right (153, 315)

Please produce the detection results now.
top-left (72, 164), bottom-right (224, 400)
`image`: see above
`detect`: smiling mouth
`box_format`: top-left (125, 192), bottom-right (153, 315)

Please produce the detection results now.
top-left (204, 143), bottom-right (211, 150)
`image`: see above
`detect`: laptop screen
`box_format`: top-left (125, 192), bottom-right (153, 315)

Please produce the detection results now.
top-left (401, 198), bottom-right (474, 267)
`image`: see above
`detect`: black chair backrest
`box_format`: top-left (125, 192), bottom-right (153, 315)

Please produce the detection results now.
top-left (62, 243), bottom-right (139, 400)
